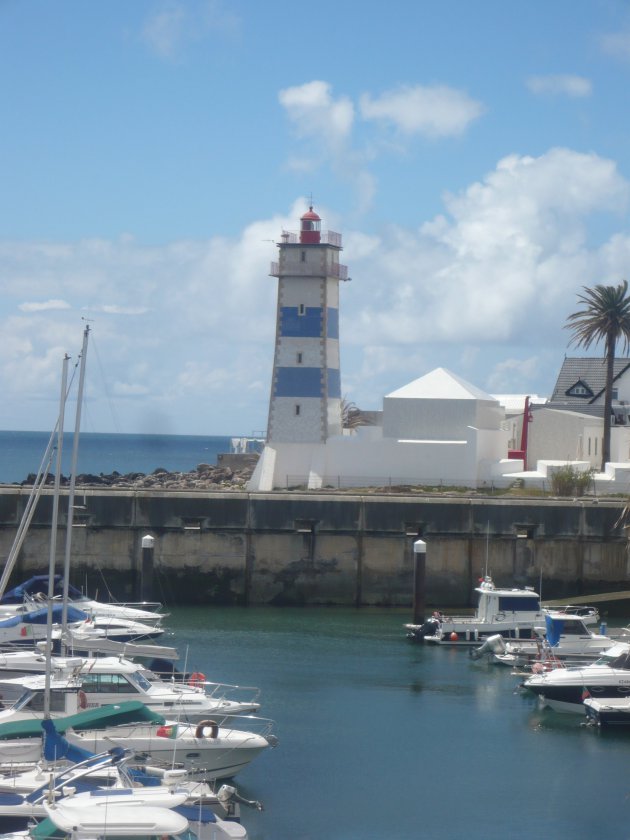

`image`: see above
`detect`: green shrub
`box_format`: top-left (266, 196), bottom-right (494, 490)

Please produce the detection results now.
top-left (550, 465), bottom-right (594, 496)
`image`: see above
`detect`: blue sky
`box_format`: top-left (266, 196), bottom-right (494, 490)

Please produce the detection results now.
top-left (2, 0), bottom-right (630, 435)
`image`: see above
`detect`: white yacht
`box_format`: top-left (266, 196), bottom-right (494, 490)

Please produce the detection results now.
top-left (522, 642), bottom-right (630, 713)
top-left (405, 576), bottom-right (543, 645)
top-left (0, 655), bottom-right (261, 721)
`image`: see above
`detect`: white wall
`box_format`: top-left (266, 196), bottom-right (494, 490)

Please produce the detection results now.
top-left (528, 409), bottom-right (601, 468)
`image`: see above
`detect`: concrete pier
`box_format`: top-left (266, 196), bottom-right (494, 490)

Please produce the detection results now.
top-left (0, 487), bottom-right (627, 606)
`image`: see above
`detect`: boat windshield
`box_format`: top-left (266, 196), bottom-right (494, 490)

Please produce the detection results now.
top-left (129, 670), bottom-right (153, 692)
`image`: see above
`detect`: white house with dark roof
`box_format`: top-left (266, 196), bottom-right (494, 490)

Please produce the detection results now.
top-left (548, 356), bottom-right (630, 419)
top-left (249, 367), bottom-right (520, 491)
top-left (498, 357), bottom-right (630, 491)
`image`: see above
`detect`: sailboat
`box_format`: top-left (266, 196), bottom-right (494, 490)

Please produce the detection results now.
top-left (0, 328), bottom-right (163, 652)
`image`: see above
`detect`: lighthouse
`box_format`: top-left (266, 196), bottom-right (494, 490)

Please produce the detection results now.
top-left (266, 207), bottom-right (349, 444)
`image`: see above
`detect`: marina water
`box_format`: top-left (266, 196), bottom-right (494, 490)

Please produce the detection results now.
top-left (169, 606), bottom-right (630, 840)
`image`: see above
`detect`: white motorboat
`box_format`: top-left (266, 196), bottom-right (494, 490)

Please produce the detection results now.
top-left (522, 642), bottom-right (630, 713)
top-left (0, 783), bottom-right (247, 840)
top-left (0, 723), bottom-right (261, 822)
top-left (405, 576), bottom-right (544, 645)
top-left (582, 694), bottom-right (630, 726)
top-left (0, 576), bottom-right (166, 625)
top-left (0, 606), bottom-right (88, 649)
top-left (0, 704), bottom-right (277, 782)
top-left (470, 613), bottom-right (616, 667)
top-left (0, 655), bottom-right (261, 720)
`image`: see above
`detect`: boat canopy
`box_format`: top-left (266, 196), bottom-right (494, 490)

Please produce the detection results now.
top-left (0, 700), bottom-right (165, 740)
top-left (0, 574), bottom-right (85, 604)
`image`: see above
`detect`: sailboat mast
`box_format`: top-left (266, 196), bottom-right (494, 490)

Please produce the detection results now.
top-left (62, 324), bottom-right (90, 638)
top-left (45, 353), bottom-right (69, 718)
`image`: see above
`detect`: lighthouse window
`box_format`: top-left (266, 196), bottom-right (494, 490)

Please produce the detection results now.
top-left (295, 404), bottom-right (301, 416)
top-left (301, 250), bottom-right (306, 262)
top-left (298, 304), bottom-right (305, 316)
top-left (297, 352), bottom-right (303, 364)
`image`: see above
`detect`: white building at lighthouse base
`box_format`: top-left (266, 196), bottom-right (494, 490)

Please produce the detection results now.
top-left (248, 367), bottom-right (522, 491)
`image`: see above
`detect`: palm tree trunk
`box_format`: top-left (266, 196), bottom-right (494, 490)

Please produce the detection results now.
top-left (602, 332), bottom-right (615, 470)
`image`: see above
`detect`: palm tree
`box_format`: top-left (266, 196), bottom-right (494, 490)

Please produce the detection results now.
top-left (565, 280), bottom-right (630, 470)
top-left (340, 397), bottom-right (364, 431)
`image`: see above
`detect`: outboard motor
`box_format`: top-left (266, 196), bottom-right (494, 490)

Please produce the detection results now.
top-left (406, 617), bottom-right (441, 642)
top-left (470, 633), bottom-right (507, 660)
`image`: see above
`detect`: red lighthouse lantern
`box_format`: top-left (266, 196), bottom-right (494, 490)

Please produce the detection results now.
top-left (300, 206), bottom-right (321, 244)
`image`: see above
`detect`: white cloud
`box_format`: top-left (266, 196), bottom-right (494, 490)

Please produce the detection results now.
top-left (141, 2), bottom-right (186, 58)
top-left (19, 300), bottom-right (71, 312)
top-left (526, 74), bottom-right (592, 98)
top-left (359, 84), bottom-right (485, 138)
top-left (279, 81), bottom-right (354, 151)
top-left (600, 30), bottom-right (630, 62)
top-left (112, 382), bottom-right (151, 397)
top-left (339, 148), bottom-right (630, 405)
top-left (88, 305), bottom-right (150, 315)
top-left (1, 151), bottom-right (629, 431)
top-left (486, 357), bottom-right (542, 391)
top-left (141, 0), bottom-right (239, 59)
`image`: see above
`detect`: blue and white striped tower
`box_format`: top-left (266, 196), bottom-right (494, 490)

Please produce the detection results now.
top-left (267, 207), bottom-right (349, 443)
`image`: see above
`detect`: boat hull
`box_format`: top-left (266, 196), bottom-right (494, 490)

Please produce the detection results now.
top-left (524, 664), bottom-right (630, 713)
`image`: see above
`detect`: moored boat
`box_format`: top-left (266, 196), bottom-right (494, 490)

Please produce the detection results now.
top-left (522, 642), bottom-right (630, 713)
top-left (470, 613), bottom-right (616, 667)
top-left (583, 695), bottom-right (630, 726)
top-left (405, 576), bottom-right (543, 645)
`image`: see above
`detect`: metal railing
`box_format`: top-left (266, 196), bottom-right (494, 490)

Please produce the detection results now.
top-left (276, 474), bottom-right (630, 499)
top-left (277, 230), bottom-right (342, 247)
top-left (269, 260), bottom-right (348, 279)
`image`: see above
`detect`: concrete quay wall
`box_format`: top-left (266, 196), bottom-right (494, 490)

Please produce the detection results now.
top-left (0, 487), bottom-right (628, 608)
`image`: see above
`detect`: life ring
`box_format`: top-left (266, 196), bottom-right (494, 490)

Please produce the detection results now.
top-left (78, 690), bottom-right (88, 709)
top-left (195, 720), bottom-right (219, 739)
top-left (188, 671), bottom-right (206, 688)
top-left (495, 612), bottom-right (506, 622)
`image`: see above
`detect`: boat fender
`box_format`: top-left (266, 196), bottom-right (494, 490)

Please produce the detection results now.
top-left (188, 671), bottom-right (206, 688)
top-left (77, 690), bottom-right (88, 709)
top-left (195, 720), bottom-right (219, 739)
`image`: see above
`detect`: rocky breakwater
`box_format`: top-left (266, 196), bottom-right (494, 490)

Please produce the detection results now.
top-left (20, 459), bottom-right (257, 491)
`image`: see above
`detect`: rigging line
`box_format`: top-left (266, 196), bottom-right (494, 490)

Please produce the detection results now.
top-left (90, 333), bottom-right (122, 434)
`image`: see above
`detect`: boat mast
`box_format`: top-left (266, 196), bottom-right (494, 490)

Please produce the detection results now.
top-left (45, 353), bottom-right (69, 718)
top-left (62, 324), bottom-right (90, 639)
top-left (0, 432), bottom-right (56, 598)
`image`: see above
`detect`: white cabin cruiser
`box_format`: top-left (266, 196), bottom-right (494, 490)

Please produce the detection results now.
top-left (405, 576), bottom-right (543, 646)
top-left (470, 613), bottom-right (616, 667)
top-left (0, 702), bottom-right (277, 782)
top-left (0, 656), bottom-right (261, 721)
top-left (0, 715), bottom-right (262, 822)
top-left (522, 642), bottom-right (630, 713)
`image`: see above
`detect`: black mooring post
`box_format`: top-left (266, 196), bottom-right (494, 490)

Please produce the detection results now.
top-left (140, 534), bottom-right (155, 602)
top-left (412, 539), bottom-right (427, 624)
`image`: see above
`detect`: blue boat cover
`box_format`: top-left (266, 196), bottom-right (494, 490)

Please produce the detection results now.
top-left (175, 804), bottom-right (217, 824)
top-left (42, 718), bottom-right (95, 764)
top-left (545, 614), bottom-right (564, 647)
top-left (0, 575), bottom-right (85, 604)
top-left (22, 605), bottom-right (88, 624)
top-left (0, 615), bottom-right (22, 628)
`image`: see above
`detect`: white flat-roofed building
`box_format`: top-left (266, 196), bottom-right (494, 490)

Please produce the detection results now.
top-left (249, 367), bottom-right (519, 491)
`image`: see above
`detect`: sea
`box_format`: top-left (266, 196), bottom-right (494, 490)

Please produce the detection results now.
top-left (2, 431), bottom-right (630, 837)
top-left (0, 430), bottom-right (234, 484)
